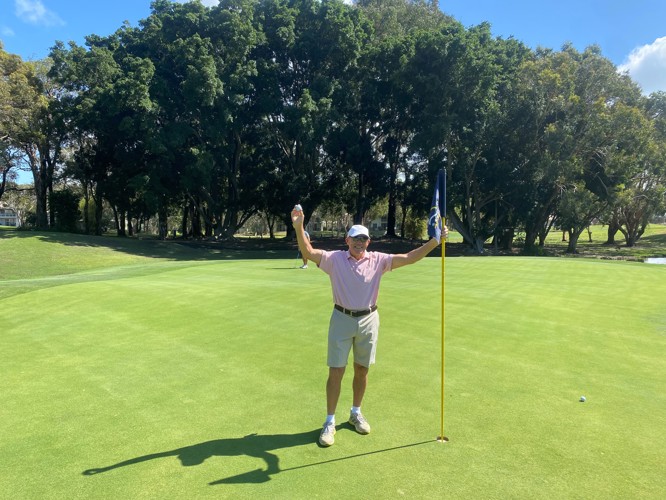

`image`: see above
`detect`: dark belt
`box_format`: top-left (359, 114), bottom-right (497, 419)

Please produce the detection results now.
top-left (334, 304), bottom-right (378, 318)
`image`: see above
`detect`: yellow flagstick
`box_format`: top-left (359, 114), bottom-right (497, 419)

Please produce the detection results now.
top-left (438, 216), bottom-right (449, 443)
top-left (430, 169), bottom-right (448, 443)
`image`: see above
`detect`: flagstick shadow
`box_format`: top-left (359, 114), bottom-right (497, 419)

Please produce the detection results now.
top-left (82, 429), bottom-right (434, 485)
top-left (208, 438), bottom-right (434, 485)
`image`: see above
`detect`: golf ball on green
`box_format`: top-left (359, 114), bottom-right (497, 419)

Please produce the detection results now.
top-left (580, 396), bottom-right (586, 402)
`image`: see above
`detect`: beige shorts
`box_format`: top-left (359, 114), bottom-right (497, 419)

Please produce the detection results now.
top-left (327, 308), bottom-right (380, 368)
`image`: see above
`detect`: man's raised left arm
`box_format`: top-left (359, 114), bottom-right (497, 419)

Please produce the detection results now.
top-left (391, 226), bottom-right (448, 270)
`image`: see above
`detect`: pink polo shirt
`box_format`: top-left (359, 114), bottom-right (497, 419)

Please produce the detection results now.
top-left (318, 250), bottom-right (393, 310)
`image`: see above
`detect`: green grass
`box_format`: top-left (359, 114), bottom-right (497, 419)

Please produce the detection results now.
top-left (1, 229), bottom-right (665, 499)
top-left (521, 223), bottom-right (666, 260)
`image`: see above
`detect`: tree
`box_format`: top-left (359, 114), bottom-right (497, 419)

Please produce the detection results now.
top-left (509, 45), bottom-right (646, 254)
top-left (0, 44), bottom-right (19, 201)
top-left (407, 23), bottom-right (529, 253)
top-left (556, 183), bottom-right (607, 253)
top-left (117, 0), bottom-right (266, 239)
top-left (354, 0), bottom-right (452, 236)
top-left (356, 0), bottom-right (449, 40)
top-left (400, 24), bottom-right (466, 240)
top-left (49, 36), bottom-right (156, 236)
top-left (5, 1), bottom-right (661, 243)
top-left (614, 92), bottom-right (666, 246)
top-left (255, 0), bottom-right (371, 234)
top-left (0, 143), bottom-right (20, 202)
top-left (49, 188), bottom-right (81, 232)
top-left (0, 46), bottom-right (64, 227)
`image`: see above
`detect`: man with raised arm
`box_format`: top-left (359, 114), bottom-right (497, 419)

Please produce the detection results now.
top-left (291, 205), bottom-right (447, 447)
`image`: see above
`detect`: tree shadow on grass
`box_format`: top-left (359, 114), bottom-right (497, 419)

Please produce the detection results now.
top-left (1, 229), bottom-right (298, 261)
top-left (82, 427), bottom-right (433, 485)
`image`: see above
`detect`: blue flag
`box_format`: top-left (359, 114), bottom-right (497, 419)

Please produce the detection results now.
top-left (427, 169), bottom-right (446, 243)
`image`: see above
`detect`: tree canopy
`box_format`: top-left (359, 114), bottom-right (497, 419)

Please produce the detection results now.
top-left (1, 0), bottom-right (664, 253)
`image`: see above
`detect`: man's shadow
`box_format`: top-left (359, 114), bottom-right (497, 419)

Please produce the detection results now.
top-left (82, 428), bottom-right (325, 484)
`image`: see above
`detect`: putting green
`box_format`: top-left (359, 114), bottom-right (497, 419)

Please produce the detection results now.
top-left (1, 255), bottom-right (664, 498)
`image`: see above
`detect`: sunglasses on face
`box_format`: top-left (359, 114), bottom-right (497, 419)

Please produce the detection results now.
top-left (350, 236), bottom-right (369, 243)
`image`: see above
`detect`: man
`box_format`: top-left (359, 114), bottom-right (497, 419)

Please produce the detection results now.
top-left (291, 206), bottom-right (448, 446)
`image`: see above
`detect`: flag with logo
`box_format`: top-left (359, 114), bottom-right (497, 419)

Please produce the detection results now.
top-left (427, 169), bottom-right (446, 243)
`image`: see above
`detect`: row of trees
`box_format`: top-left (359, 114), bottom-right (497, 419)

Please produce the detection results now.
top-left (1, 0), bottom-right (665, 253)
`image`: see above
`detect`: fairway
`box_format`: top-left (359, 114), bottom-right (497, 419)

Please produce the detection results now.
top-left (1, 239), bottom-right (665, 498)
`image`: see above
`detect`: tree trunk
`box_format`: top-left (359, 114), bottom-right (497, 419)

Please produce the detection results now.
top-left (181, 204), bottom-right (189, 238)
top-left (31, 152), bottom-right (49, 229)
top-left (94, 185), bottom-right (104, 236)
top-left (47, 182), bottom-right (55, 228)
top-left (385, 165), bottom-right (398, 237)
top-left (221, 132), bottom-right (242, 238)
top-left (158, 199), bottom-right (168, 240)
top-left (355, 170), bottom-right (366, 225)
top-left (498, 227), bottom-right (514, 250)
top-left (115, 207), bottom-right (127, 237)
top-left (605, 223), bottom-right (619, 245)
top-left (472, 235), bottom-right (485, 254)
top-left (119, 211), bottom-right (125, 237)
top-left (191, 199), bottom-right (202, 238)
top-left (449, 209), bottom-right (483, 253)
top-left (266, 214), bottom-right (276, 239)
top-left (566, 229), bottom-right (584, 253)
top-left (83, 186), bottom-right (90, 234)
top-left (523, 227), bottom-right (539, 254)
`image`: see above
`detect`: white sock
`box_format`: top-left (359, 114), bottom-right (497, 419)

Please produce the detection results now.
top-left (351, 406), bottom-right (361, 415)
top-left (325, 414), bottom-right (335, 425)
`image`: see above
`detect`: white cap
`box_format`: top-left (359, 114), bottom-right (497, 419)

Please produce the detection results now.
top-left (347, 225), bottom-right (370, 239)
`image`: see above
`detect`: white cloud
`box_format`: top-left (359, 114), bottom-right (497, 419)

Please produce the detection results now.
top-left (14, 0), bottom-right (64, 27)
top-left (618, 36), bottom-right (666, 95)
top-left (2, 26), bottom-right (16, 37)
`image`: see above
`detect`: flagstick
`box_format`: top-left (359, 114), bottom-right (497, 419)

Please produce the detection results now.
top-left (437, 222), bottom-right (449, 443)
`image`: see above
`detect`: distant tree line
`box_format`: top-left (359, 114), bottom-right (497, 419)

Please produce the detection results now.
top-left (1, 0), bottom-right (664, 253)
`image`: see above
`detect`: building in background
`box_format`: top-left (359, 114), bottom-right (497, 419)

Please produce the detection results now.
top-left (0, 205), bottom-right (20, 227)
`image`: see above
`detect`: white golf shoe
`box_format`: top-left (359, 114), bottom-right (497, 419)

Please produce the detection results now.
top-left (348, 411), bottom-right (371, 434)
top-left (319, 422), bottom-right (336, 446)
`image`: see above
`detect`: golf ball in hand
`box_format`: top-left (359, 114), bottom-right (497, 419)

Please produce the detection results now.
top-left (294, 204), bottom-right (302, 211)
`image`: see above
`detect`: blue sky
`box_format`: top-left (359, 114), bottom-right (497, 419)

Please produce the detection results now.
top-left (1, 0), bottom-right (665, 94)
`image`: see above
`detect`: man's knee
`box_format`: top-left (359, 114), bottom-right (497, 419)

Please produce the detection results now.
top-left (353, 362), bottom-right (369, 376)
top-left (328, 366), bottom-right (346, 381)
